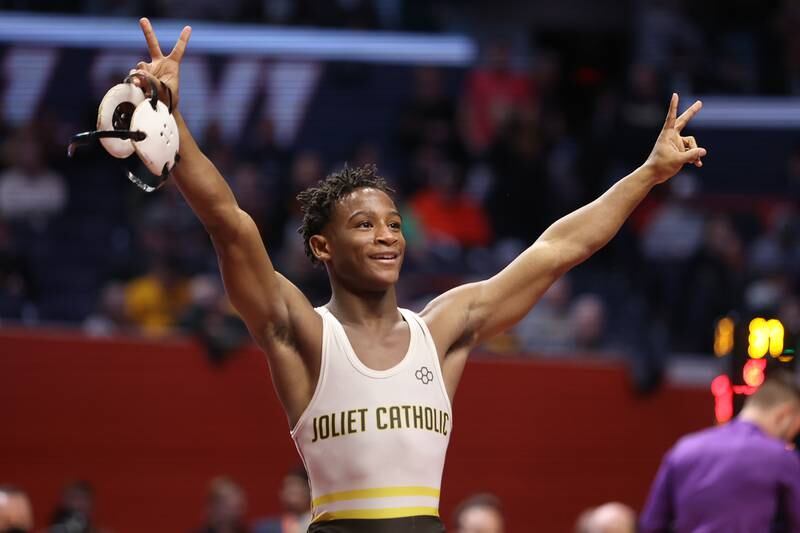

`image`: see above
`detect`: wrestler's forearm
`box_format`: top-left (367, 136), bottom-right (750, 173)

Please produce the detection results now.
top-left (456, 165), bottom-right (658, 342)
top-left (536, 164), bottom-right (657, 268)
top-left (171, 110), bottom-right (241, 239)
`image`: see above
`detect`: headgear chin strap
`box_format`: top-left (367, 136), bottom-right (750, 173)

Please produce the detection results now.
top-left (68, 73), bottom-right (180, 192)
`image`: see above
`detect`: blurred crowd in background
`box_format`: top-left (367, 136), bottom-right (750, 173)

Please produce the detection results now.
top-left (0, 469), bottom-right (314, 533)
top-left (0, 472), bottom-right (639, 532)
top-left (0, 0), bottom-right (798, 389)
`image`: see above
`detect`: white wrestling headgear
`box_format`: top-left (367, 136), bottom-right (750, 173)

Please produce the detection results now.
top-left (68, 73), bottom-right (180, 192)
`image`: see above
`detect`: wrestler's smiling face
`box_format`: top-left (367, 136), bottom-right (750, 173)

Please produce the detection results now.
top-left (312, 187), bottom-right (405, 292)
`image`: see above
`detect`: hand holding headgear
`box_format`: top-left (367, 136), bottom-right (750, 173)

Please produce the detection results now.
top-left (67, 18), bottom-right (191, 192)
top-left (68, 71), bottom-right (180, 191)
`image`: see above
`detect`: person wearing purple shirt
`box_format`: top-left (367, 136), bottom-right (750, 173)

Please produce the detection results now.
top-left (641, 370), bottom-right (800, 533)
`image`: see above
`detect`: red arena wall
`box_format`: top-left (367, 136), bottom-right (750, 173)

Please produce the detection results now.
top-left (0, 328), bottom-right (712, 532)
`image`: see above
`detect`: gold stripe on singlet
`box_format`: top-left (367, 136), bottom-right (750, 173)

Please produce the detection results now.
top-left (312, 486), bottom-right (441, 507)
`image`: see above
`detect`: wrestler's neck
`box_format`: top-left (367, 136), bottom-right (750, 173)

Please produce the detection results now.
top-left (326, 281), bottom-right (401, 329)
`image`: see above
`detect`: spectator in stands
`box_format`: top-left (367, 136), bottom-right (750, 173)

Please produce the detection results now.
top-left (229, 147), bottom-right (290, 254)
top-left (778, 295), bottom-right (800, 337)
top-left (179, 274), bottom-right (249, 364)
top-left (235, 117), bottom-right (288, 181)
top-left (229, 162), bottom-right (272, 234)
top-left (638, 172), bottom-right (705, 338)
top-left (193, 476), bottom-right (248, 533)
top-left (123, 254), bottom-right (192, 336)
top-left (0, 126), bottom-right (67, 229)
top-left (485, 108), bottom-right (550, 244)
top-left (397, 67), bottom-right (463, 168)
top-left (0, 218), bottom-right (35, 321)
top-left (671, 214), bottom-right (745, 352)
top-left (252, 466), bottom-right (312, 533)
top-left (409, 152), bottom-right (491, 248)
top-left (345, 142), bottom-right (389, 183)
top-left (641, 370), bottom-right (800, 532)
top-left (82, 282), bottom-right (131, 337)
top-left (275, 150), bottom-right (330, 304)
top-left (632, 0), bottom-right (702, 78)
top-left (201, 122), bottom-right (236, 179)
top-left (453, 492), bottom-right (504, 533)
top-left (462, 41), bottom-right (535, 154)
top-left (49, 480), bottom-right (105, 533)
top-left (530, 50), bottom-right (566, 119)
top-left (612, 63), bottom-right (669, 169)
top-left (748, 206), bottom-right (800, 278)
top-left (134, 180), bottom-right (215, 276)
top-left (575, 502), bottom-right (636, 533)
top-left (570, 294), bottom-right (608, 352)
top-left (514, 276), bottom-right (574, 353)
top-left (640, 172), bottom-right (704, 263)
top-left (514, 279), bottom-right (611, 355)
top-left (743, 273), bottom-right (795, 320)
top-left (0, 485), bottom-right (33, 533)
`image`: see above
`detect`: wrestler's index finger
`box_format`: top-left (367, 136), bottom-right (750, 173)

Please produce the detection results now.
top-left (662, 93), bottom-right (678, 131)
top-left (139, 17), bottom-right (163, 59)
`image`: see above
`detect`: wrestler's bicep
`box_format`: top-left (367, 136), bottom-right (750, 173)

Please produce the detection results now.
top-left (212, 209), bottom-right (321, 358)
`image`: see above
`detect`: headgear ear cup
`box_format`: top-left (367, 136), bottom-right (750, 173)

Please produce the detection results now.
top-left (68, 73), bottom-right (179, 192)
top-left (130, 98), bottom-right (180, 176)
top-left (96, 83), bottom-right (146, 158)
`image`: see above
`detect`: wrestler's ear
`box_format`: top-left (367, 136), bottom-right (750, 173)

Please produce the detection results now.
top-left (309, 234), bottom-right (331, 263)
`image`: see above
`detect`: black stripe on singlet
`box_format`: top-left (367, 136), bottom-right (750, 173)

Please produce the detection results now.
top-left (308, 516), bottom-right (446, 533)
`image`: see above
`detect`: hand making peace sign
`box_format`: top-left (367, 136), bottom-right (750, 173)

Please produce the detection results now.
top-left (644, 93), bottom-right (707, 185)
top-left (130, 18), bottom-right (192, 109)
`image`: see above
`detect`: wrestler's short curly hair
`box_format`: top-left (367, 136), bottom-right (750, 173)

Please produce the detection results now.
top-left (297, 164), bottom-right (394, 265)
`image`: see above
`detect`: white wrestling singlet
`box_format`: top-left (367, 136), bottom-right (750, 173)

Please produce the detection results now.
top-left (291, 307), bottom-right (452, 524)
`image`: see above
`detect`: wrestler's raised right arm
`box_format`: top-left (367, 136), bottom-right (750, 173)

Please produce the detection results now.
top-left (133, 18), bottom-right (321, 425)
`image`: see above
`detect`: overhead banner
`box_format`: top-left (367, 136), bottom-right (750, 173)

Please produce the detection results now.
top-left (0, 14), bottom-right (475, 145)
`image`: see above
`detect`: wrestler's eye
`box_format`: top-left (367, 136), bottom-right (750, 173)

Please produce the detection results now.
top-left (357, 220), bottom-right (372, 228)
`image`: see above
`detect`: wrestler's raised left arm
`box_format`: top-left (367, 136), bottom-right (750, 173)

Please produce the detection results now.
top-left (423, 94), bottom-right (705, 358)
